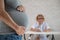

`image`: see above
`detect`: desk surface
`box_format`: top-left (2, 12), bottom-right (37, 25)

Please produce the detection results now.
top-left (25, 31), bottom-right (60, 34)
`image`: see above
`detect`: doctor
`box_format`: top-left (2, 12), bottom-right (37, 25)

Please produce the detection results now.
top-left (31, 14), bottom-right (51, 40)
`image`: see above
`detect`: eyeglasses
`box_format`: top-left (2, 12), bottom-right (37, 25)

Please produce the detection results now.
top-left (37, 18), bottom-right (44, 20)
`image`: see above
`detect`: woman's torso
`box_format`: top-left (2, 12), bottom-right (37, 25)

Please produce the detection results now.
top-left (0, 0), bottom-right (28, 34)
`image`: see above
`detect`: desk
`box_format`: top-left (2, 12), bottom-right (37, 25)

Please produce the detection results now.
top-left (25, 31), bottom-right (60, 34)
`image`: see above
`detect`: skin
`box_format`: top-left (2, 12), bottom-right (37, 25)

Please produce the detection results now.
top-left (30, 15), bottom-right (51, 32)
top-left (0, 0), bottom-right (25, 35)
top-left (17, 5), bottom-right (25, 12)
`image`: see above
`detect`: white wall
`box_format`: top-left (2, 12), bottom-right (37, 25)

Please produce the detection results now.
top-left (20, 0), bottom-right (60, 39)
top-left (20, 0), bottom-right (60, 32)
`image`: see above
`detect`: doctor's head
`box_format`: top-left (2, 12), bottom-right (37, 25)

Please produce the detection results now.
top-left (36, 14), bottom-right (45, 24)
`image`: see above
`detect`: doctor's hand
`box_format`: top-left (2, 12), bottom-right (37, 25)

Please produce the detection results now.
top-left (31, 28), bottom-right (41, 32)
top-left (17, 5), bottom-right (25, 12)
top-left (15, 26), bottom-right (25, 35)
top-left (35, 28), bottom-right (41, 32)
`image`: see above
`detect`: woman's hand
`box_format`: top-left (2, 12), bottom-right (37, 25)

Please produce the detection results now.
top-left (17, 5), bottom-right (25, 12)
top-left (15, 26), bottom-right (25, 35)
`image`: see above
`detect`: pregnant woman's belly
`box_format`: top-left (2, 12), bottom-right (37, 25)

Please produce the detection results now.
top-left (7, 9), bottom-right (28, 27)
top-left (0, 9), bottom-right (28, 33)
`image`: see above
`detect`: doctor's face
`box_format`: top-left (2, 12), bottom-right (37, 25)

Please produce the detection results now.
top-left (36, 15), bottom-right (44, 24)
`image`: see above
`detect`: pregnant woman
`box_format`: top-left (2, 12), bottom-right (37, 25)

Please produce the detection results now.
top-left (0, 0), bottom-right (28, 40)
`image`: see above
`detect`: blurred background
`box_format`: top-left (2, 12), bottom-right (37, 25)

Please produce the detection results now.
top-left (19, 0), bottom-right (60, 40)
top-left (20, 0), bottom-right (60, 32)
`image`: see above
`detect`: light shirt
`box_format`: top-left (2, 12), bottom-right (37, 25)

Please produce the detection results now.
top-left (31, 22), bottom-right (50, 32)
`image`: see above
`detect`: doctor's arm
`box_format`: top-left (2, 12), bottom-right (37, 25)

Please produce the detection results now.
top-left (30, 27), bottom-right (41, 32)
top-left (44, 29), bottom-right (51, 32)
top-left (43, 26), bottom-right (51, 32)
